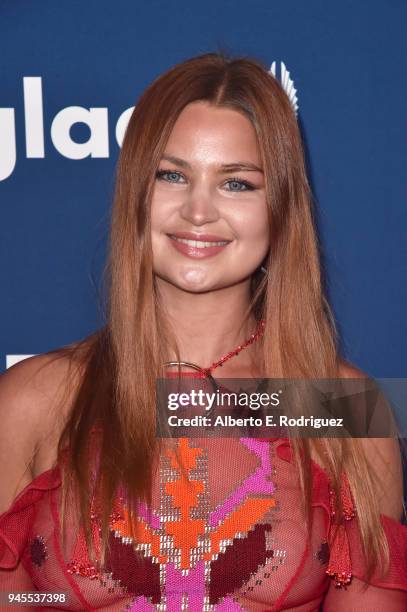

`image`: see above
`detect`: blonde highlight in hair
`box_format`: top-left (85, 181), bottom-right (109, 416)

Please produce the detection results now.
top-left (48, 52), bottom-right (400, 580)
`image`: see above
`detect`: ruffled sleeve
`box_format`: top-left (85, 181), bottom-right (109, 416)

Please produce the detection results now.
top-left (0, 467), bottom-right (61, 570)
top-left (347, 512), bottom-right (407, 590)
top-left (275, 440), bottom-right (407, 592)
top-left (326, 471), bottom-right (407, 591)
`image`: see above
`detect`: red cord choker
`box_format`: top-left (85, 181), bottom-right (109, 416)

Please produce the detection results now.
top-left (164, 319), bottom-right (265, 379)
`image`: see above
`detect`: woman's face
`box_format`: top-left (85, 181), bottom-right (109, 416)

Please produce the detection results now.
top-left (151, 100), bottom-right (269, 293)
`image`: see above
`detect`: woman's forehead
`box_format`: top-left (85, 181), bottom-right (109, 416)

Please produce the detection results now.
top-left (162, 101), bottom-right (262, 169)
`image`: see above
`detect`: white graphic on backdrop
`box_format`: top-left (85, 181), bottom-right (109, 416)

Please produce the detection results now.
top-left (0, 109), bottom-right (16, 181)
top-left (0, 77), bottom-right (134, 181)
top-left (23, 76), bottom-right (45, 157)
top-left (6, 355), bottom-right (35, 369)
top-left (0, 63), bottom-right (298, 181)
top-left (269, 61), bottom-right (299, 116)
top-left (51, 107), bottom-right (110, 159)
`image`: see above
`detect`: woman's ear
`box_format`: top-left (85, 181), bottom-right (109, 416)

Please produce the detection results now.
top-left (260, 250), bottom-right (271, 274)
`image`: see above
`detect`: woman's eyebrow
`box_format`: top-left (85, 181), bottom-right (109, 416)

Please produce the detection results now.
top-left (220, 162), bottom-right (263, 173)
top-left (161, 155), bottom-right (263, 173)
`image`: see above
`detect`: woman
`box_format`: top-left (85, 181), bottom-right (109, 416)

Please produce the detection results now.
top-left (0, 53), bottom-right (406, 611)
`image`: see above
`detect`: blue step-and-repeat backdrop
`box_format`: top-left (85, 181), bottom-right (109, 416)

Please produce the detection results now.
top-left (0, 1), bottom-right (406, 381)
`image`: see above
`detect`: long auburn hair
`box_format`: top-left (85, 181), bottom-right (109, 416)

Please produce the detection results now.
top-left (46, 52), bottom-right (395, 579)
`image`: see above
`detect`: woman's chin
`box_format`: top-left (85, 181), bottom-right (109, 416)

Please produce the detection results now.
top-left (168, 277), bottom-right (217, 294)
top-left (156, 270), bottom-right (252, 295)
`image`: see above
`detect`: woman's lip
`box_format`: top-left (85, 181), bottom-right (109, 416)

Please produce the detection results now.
top-left (167, 234), bottom-right (231, 259)
top-left (167, 231), bottom-right (232, 242)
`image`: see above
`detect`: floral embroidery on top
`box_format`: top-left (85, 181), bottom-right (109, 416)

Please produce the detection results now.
top-left (67, 438), bottom-right (278, 610)
top-left (30, 535), bottom-right (48, 567)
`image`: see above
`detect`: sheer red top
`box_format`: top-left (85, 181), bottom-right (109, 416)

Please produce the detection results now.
top-left (1, 431), bottom-right (406, 610)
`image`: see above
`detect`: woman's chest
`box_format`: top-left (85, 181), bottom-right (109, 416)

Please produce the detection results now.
top-left (27, 439), bottom-right (331, 611)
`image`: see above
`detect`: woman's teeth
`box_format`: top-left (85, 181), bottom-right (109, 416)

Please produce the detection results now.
top-left (170, 236), bottom-right (229, 247)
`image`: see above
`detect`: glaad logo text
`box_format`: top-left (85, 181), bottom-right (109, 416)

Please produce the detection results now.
top-left (0, 77), bottom-right (134, 181)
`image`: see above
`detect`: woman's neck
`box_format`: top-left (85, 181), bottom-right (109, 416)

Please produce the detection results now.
top-left (156, 277), bottom-right (262, 374)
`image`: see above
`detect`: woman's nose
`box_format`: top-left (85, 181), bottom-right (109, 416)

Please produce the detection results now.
top-left (179, 184), bottom-right (220, 225)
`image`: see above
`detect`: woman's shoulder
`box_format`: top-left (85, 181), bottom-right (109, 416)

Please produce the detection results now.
top-left (0, 346), bottom-right (84, 514)
top-left (336, 359), bottom-right (366, 379)
top-left (0, 347), bottom-right (81, 428)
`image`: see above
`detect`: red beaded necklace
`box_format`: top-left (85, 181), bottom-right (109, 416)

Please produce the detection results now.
top-left (164, 319), bottom-right (265, 379)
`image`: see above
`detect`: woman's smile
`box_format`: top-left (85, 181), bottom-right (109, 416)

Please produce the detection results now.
top-left (166, 231), bottom-right (233, 259)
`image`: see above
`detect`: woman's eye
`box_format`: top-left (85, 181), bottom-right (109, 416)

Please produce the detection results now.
top-left (156, 170), bottom-right (255, 192)
top-left (156, 170), bottom-right (185, 183)
top-left (225, 179), bottom-right (254, 192)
